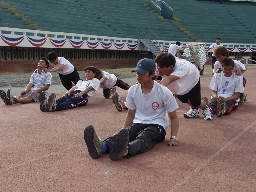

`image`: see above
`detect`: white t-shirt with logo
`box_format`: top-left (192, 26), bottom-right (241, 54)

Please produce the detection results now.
top-left (125, 81), bottom-right (179, 130)
top-left (209, 43), bottom-right (223, 56)
top-left (49, 57), bottom-right (74, 75)
top-left (165, 58), bottom-right (200, 95)
top-left (214, 60), bottom-right (246, 74)
top-left (100, 71), bottom-right (117, 89)
top-left (168, 44), bottom-right (182, 56)
top-left (75, 78), bottom-right (100, 97)
top-left (209, 72), bottom-right (244, 102)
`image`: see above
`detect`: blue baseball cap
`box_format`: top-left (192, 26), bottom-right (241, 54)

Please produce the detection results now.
top-left (132, 58), bottom-right (156, 74)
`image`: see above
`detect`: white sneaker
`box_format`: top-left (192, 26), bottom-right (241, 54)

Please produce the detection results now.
top-left (184, 108), bottom-right (200, 118)
top-left (203, 107), bottom-right (213, 120)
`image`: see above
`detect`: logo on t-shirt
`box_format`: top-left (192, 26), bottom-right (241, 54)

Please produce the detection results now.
top-left (152, 102), bottom-right (159, 110)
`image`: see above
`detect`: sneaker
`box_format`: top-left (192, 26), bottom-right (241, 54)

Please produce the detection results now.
top-left (110, 86), bottom-right (116, 97)
top-left (84, 125), bottom-right (103, 159)
top-left (216, 97), bottom-right (225, 117)
top-left (202, 106), bottom-right (213, 120)
top-left (38, 92), bottom-right (47, 112)
top-left (46, 93), bottom-right (56, 112)
top-left (0, 90), bottom-right (12, 105)
top-left (239, 93), bottom-right (247, 105)
top-left (0, 90), bottom-right (9, 105)
top-left (202, 97), bottom-right (213, 114)
top-left (109, 129), bottom-right (129, 161)
top-left (112, 92), bottom-right (123, 112)
top-left (184, 108), bottom-right (200, 118)
top-left (6, 89), bottom-right (14, 105)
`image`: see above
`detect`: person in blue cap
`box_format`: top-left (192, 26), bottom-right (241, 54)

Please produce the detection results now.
top-left (83, 58), bottom-right (180, 161)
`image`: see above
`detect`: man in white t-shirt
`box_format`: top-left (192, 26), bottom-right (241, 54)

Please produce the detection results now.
top-left (154, 52), bottom-right (213, 120)
top-left (98, 71), bottom-right (130, 99)
top-left (47, 51), bottom-right (80, 90)
top-left (168, 41), bottom-right (189, 56)
top-left (213, 46), bottom-right (247, 104)
top-left (40, 66), bottom-right (101, 112)
top-left (208, 38), bottom-right (223, 70)
top-left (83, 58), bottom-right (180, 161)
top-left (213, 46), bottom-right (246, 75)
top-left (209, 58), bottom-right (244, 117)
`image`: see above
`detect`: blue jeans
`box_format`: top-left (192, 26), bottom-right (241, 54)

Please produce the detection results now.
top-left (55, 90), bottom-right (88, 111)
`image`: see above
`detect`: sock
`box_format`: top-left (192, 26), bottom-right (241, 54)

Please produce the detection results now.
top-left (13, 97), bottom-right (18, 103)
top-left (102, 143), bottom-right (110, 153)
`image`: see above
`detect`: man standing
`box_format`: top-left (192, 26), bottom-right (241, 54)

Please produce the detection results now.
top-left (47, 51), bottom-right (80, 90)
top-left (208, 38), bottom-right (223, 72)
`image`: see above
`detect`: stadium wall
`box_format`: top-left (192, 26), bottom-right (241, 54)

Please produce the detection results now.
top-left (0, 27), bottom-right (256, 72)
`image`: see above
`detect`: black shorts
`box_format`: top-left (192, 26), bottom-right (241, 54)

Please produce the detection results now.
top-left (176, 79), bottom-right (201, 107)
top-left (211, 56), bottom-right (217, 63)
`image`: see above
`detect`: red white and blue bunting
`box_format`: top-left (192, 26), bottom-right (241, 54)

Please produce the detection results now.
top-left (0, 35), bottom-right (139, 51)
top-left (0, 35), bottom-right (24, 46)
top-left (1, 35), bottom-right (255, 53)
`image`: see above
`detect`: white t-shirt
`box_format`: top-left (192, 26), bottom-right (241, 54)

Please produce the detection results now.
top-left (165, 58), bottom-right (200, 95)
top-left (100, 71), bottom-right (117, 89)
top-left (125, 81), bottom-right (179, 130)
top-left (49, 57), bottom-right (74, 75)
top-left (75, 78), bottom-right (100, 97)
top-left (209, 43), bottom-right (223, 56)
top-left (214, 60), bottom-right (246, 74)
top-left (168, 44), bottom-right (182, 56)
top-left (29, 70), bottom-right (52, 95)
top-left (209, 72), bottom-right (244, 102)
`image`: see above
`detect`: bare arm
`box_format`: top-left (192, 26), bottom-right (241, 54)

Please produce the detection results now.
top-left (100, 76), bottom-right (108, 84)
top-left (21, 83), bottom-right (34, 95)
top-left (49, 64), bottom-right (65, 72)
top-left (123, 109), bottom-right (136, 129)
top-left (160, 75), bottom-right (180, 87)
top-left (75, 86), bottom-right (94, 97)
top-left (236, 70), bottom-right (246, 76)
top-left (211, 90), bottom-right (218, 101)
top-left (224, 92), bottom-right (240, 101)
top-left (65, 85), bottom-right (78, 95)
top-left (168, 110), bottom-right (180, 146)
top-left (31, 84), bottom-right (50, 95)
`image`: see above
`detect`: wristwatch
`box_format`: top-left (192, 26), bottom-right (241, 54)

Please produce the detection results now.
top-left (170, 136), bottom-right (178, 140)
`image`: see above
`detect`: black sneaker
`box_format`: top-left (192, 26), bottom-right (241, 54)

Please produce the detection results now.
top-left (46, 93), bottom-right (56, 112)
top-left (84, 125), bottom-right (103, 159)
top-left (38, 92), bottom-right (47, 112)
top-left (0, 90), bottom-right (11, 105)
top-left (109, 129), bottom-right (129, 161)
top-left (6, 89), bottom-right (14, 105)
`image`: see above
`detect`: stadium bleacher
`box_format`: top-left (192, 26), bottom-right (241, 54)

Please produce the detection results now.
top-left (0, 0), bottom-right (256, 43)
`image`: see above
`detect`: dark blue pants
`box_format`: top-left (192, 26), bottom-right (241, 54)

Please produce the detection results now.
top-left (55, 90), bottom-right (88, 111)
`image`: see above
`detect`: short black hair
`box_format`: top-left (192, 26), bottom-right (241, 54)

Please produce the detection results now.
top-left (41, 57), bottom-right (49, 68)
top-left (216, 38), bottom-right (221, 40)
top-left (154, 52), bottom-right (176, 68)
top-left (85, 66), bottom-right (102, 79)
top-left (176, 41), bottom-right (181, 46)
top-left (47, 51), bottom-right (58, 62)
